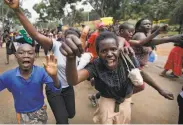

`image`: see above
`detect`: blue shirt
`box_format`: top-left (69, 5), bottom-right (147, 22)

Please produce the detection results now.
top-left (0, 65), bottom-right (61, 113)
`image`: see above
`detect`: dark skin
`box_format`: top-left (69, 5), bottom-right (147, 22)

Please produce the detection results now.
top-left (4, 0), bottom-right (52, 50)
top-left (61, 34), bottom-right (174, 100)
top-left (15, 44), bottom-right (60, 88)
top-left (65, 38), bottom-right (120, 86)
top-left (4, 0), bottom-right (81, 52)
top-left (4, 0), bottom-right (133, 58)
top-left (133, 19), bottom-right (183, 46)
top-left (120, 24), bottom-right (169, 46)
top-left (127, 20), bottom-right (174, 100)
top-left (119, 26), bottom-right (174, 100)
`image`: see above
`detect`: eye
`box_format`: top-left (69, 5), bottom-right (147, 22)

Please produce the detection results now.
top-left (101, 50), bottom-right (107, 53)
top-left (29, 53), bottom-right (33, 55)
top-left (18, 52), bottom-right (23, 55)
top-left (111, 48), bottom-right (117, 51)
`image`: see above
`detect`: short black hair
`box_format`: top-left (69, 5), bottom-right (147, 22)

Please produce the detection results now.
top-left (96, 31), bottom-right (118, 54)
top-left (64, 28), bottom-right (81, 38)
top-left (119, 23), bottom-right (134, 32)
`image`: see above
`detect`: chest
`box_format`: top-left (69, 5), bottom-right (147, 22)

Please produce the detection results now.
top-left (133, 46), bottom-right (151, 54)
top-left (95, 63), bottom-right (128, 88)
top-left (8, 76), bottom-right (43, 95)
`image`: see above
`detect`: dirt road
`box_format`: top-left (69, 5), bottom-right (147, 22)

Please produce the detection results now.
top-left (0, 43), bottom-right (182, 124)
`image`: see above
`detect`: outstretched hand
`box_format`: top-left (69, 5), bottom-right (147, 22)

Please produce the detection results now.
top-left (158, 24), bottom-right (168, 33)
top-left (4, 0), bottom-right (19, 9)
top-left (43, 54), bottom-right (58, 77)
top-left (159, 89), bottom-right (174, 100)
top-left (170, 34), bottom-right (183, 43)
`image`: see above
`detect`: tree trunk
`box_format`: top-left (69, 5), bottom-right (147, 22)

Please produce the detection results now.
top-left (101, 0), bottom-right (105, 17)
top-left (179, 21), bottom-right (183, 34)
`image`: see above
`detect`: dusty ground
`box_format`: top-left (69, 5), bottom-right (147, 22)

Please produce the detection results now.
top-left (0, 43), bottom-right (182, 124)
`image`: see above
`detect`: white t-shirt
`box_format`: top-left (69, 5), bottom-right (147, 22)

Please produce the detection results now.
top-left (52, 40), bottom-right (92, 88)
top-left (180, 91), bottom-right (183, 98)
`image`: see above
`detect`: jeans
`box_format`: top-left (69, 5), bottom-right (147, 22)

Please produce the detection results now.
top-left (177, 94), bottom-right (183, 124)
top-left (46, 86), bottom-right (75, 124)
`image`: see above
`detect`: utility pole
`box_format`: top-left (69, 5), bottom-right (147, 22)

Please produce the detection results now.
top-left (0, 0), bottom-right (4, 35)
top-left (88, 12), bottom-right (89, 21)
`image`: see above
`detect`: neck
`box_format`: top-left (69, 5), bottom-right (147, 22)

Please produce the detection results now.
top-left (19, 67), bottom-right (33, 78)
top-left (123, 36), bottom-right (129, 41)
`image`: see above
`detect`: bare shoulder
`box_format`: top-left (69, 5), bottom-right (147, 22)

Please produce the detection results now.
top-left (117, 36), bottom-right (126, 42)
top-left (117, 36), bottom-right (126, 47)
top-left (132, 32), bottom-right (146, 40)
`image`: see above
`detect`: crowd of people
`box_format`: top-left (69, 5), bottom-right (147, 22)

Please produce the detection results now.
top-left (0, 0), bottom-right (183, 124)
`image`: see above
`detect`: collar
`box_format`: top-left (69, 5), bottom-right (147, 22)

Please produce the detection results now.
top-left (16, 66), bottom-right (35, 77)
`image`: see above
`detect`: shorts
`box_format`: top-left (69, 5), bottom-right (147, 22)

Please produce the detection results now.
top-left (35, 44), bottom-right (40, 53)
top-left (16, 105), bottom-right (48, 124)
top-left (93, 97), bottom-right (131, 124)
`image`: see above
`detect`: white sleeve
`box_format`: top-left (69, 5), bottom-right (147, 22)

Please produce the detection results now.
top-left (77, 53), bottom-right (92, 70)
top-left (180, 91), bottom-right (183, 98)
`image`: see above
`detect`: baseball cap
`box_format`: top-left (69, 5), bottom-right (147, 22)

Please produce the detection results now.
top-left (97, 22), bottom-right (105, 29)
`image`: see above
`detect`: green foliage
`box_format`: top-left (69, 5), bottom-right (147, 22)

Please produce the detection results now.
top-left (169, 0), bottom-right (183, 24)
top-left (31, 0), bottom-right (182, 27)
top-left (0, 1), bottom-right (31, 29)
top-left (33, 0), bottom-right (82, 22)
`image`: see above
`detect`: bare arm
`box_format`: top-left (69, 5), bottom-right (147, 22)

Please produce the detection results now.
top-left (129, 30), bottom-right (160, 46)
top-left (13, 9), bottom-right (52, 50)
top-left (117, 36), bottom-right (125, 48)
top-left (141, 70), bottom-right (174, 100)
top-left (147, 35), bottom-right (183, 46)
top-left (50, 75), bottom-right (60, 89)
top-left (132, 32), bottom-right (183, 46)
top-left (85, 42), bottom-right (90, 51)
top-left (66, 57), bottom-right (89, 86)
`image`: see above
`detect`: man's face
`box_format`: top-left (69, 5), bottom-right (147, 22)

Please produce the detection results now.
top-left (98, 38), bottom-right (119, 70)
top-left (16, 44), bottom-right (35, 71)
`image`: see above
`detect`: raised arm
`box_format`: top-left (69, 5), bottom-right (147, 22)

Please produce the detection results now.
top-left (4, 0), bottom-right (52, 50)
top-left (44, 54), bottom-right (60, 88)
top-left (60, 35), bottom-right (89, 86)
top-left (132, 29), bottom-right (183, 46)
top-left (148, 34), bottom-right (183, 46)
top-left (130, 25), bottom-right (168, 46)
top-left (66, 57), bottom-right (90, 86)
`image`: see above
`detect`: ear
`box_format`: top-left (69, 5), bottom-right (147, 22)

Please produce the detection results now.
top-left (121, 29), bottom-right (124, 32)
top-left (119, 29), bottom-right (124, 35)
top-left (14, 53), bottom-right (19, 61)
top-left (15, 52), bottom-right (17, 58)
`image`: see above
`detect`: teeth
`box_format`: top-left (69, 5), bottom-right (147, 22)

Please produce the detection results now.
top-left (107, 60), bottom-right (114, 64)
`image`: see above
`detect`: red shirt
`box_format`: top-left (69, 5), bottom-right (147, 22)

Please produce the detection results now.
top-left (87, 31), bottom-right (99, 58)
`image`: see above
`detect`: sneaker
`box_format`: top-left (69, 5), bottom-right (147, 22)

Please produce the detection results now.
top-left (169, 72), bottom-right (179, 78)
top-left (88, 95), bottom-right (97, 107)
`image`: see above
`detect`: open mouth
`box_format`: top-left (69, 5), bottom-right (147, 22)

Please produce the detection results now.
top-left (106, 59), bottom-right (117, 69)
top-left (22, 61), bottom-right (31, 67)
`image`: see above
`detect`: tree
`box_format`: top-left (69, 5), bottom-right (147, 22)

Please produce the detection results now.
top-left (0, 0), bottom-right (31, 32)
top-left (82, 0), bottom-right (125, 20)
top-left (33, 0), bottom-right (82, 22)
top-left (169, 0), bottom-right (183, 33)
top-left (62, 5), bottom-right (84, 26)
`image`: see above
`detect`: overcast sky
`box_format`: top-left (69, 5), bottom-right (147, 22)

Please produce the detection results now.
top-left (22, 0), bottom-right (93, 23)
